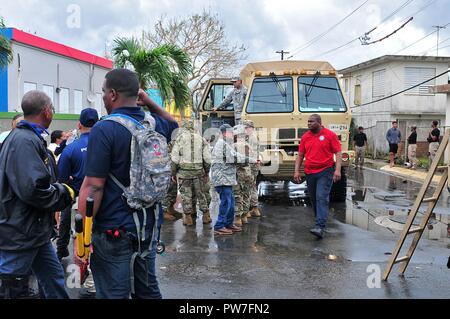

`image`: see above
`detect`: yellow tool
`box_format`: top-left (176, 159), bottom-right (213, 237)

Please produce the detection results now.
top-left (83, 197), bottom-right (94, 259)
top-left (75, 214), bottom-right (85, 259)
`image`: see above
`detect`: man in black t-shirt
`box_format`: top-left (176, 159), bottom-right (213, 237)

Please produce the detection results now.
top-left (427, 120), bottom-right (440, 165)
top-left (353, 126), bottom-right (367, 168)
top-left (407, 126), bottom-right (417, 169)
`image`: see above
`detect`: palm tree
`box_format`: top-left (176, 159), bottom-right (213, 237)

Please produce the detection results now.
top-left (0, 17), bottom-right (13, 69)
top-left (112, 37), bottom-right (192, 113)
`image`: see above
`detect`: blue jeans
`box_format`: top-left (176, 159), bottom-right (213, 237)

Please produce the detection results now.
top-left (0, 241), bottom-right (69, 299)
top-left (90, 214), bottom-right (162, 299)
top-left (214, 186), bottom-right (235, 230)
top-left (305, 166), bottom-right (334, 229)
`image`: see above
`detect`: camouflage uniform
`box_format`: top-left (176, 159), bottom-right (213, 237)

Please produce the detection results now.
top-left (218, 86), bottom-right (248, 122)
top-left (171, 119), bottom-right (211, 226)
top-left (232, 125), bottom-right (254, 226)
top-left (244, 120), bottom-right (262, 218)
top-left (163, 139), bottom-right (180, 221)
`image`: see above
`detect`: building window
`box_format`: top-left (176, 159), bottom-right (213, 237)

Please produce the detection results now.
top-left (23, 82), bottom-right (37, 95)
top-left (59, 88), bottom-right (69, 114)
top-left (95, 93), bottom-right (103, 115)
top-left (42, 85), bottom-right (54, 103)
top-left (354, 84), bottom-right (361, 106)
top-left (344, 79), bottom-right (349, 92)
top-left (73, 90), bottom-right (83, 115)
top-left (404, 67), bottom-right (436, 95)
top-left (372, 69), bottom-right (385, 98)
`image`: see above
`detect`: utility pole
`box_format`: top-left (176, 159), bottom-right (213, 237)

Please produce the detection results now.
top-left (276, 50), bottom-right (290, 61)
top-left (432, 25), bottom-right (446, 56)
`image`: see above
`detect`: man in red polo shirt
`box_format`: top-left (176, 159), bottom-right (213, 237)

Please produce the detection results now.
top-left (294, 114), bottom-right (342, 239)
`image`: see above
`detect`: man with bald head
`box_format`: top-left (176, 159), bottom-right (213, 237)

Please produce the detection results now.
top-left (0, 90), bottom-right (75, 298)
top-left (294, 114), bottom-right (342, 239)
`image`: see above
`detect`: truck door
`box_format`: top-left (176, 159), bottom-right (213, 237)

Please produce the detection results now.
top-left (198, 79), bottom-right (236, 134)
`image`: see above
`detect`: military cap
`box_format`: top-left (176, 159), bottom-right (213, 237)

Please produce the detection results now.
top-left (243, 120), bottom-right (254, 128)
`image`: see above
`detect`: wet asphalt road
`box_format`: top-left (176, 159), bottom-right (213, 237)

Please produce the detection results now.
top-left (63, 166), bottom-right (450, 299)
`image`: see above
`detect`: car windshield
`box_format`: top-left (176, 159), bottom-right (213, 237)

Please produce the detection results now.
top-left (298, 76), bottom-right (347, 112)
top-left (246, 76), bottom-right (293, 113)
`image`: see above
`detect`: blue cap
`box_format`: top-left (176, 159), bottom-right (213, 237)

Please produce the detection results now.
top-left (80, 108), bottom-right (99, 127)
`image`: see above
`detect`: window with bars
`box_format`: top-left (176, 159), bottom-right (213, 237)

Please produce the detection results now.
top-left (404, 67), bottom-right (436, 95)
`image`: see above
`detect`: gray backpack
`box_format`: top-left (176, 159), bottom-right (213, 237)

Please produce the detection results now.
top-left (103, 113), bottom-right (171, 210)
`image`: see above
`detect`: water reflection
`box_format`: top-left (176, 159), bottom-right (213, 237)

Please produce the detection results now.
top-left (341, 169), bottom-right (450, 241)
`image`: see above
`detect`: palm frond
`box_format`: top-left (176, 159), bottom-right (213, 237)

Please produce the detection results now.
top-left (170, 74), bottom-right (190, 112)
top-left (0, 17), bottom-right (13, 69)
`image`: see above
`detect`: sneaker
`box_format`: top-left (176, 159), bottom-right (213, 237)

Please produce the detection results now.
top-left (310, 227), bottom-right (324, 239)
top-left (57, 247), bottom-right (69, 261)
top-left (214, 228), bottom-right (233, 236)
top-left (78, 286), bottom-right (96, 299)
top-left (227, 225), bottom-right (242, 233)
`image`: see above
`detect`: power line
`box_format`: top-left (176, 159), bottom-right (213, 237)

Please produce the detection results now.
top-left (394, 29), bottom-right (437, 54)
top-left (360, 17), bottom-right (414, 45)
top-left (310, 0), bottom-right (436, 59)
top-left (351, 69), bottom-right (450, 109)
top-left (287, 0), bottom-right (369, 59)
top-left (276, 50), bottom-right (290, 60)
top-left (433, 25), bottom-right (447, 55)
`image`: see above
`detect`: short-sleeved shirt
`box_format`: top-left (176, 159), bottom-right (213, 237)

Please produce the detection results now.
top-left (408, 131), bottom-right (417, 144)
top-left (58, 133), bottom-right (89, 195)
top-left (428, 128), bottom-right (440, 143)
top-left (298, 127), bottom-right (341, 175)
top-left (85, 106), bottom-right (177, 233)
top-left (353, 132), bottom-right (367, 147)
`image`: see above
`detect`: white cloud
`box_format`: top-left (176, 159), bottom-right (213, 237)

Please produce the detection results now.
top-left (0, 0), bottom-right (448, 71)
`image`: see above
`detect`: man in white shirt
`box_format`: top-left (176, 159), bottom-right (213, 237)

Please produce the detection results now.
top-left (0, 114), bottom-right (24, 146)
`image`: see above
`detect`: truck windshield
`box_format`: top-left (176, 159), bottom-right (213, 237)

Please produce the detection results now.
top-left (298, 76), bottom-right (347, 112)
top-left (246, 77), bottom-right (293, 113)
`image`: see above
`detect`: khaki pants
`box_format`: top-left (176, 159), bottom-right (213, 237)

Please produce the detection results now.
top-left (429, 142), bottom-right (439, 163)
top-left (355, 146), bottom-right (365, 166)
top-left (408, 144), bottom-right (417, 168)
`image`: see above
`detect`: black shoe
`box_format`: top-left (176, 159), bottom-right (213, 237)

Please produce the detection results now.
top-left (310, 227), bottom-right (324, 239)
top-left (79, 287), bottom-right (96, 299)
top-left (16, 288), bottom-right (41, 299)
top-left (57, 247), bottom-right (69, 261)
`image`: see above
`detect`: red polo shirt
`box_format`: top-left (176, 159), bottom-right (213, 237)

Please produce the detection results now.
top-left (298, 127), bottom-right (341, 174)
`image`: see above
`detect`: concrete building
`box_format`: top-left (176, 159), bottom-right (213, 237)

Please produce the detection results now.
top-left (0, 28), bottom-right (113, 132)
top-left (340, 55), bottom-right (450, 159)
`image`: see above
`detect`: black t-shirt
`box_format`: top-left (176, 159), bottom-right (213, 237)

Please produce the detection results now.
top-left (408, 131), bottom-right (417, 144)
top-left (427, 128), bottom-right (440, 143)
top-left (353, 132), bottom-right (367, 147)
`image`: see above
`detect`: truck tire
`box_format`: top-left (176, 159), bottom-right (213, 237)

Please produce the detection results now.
top-left (330, 167), bottom-right (347, 203)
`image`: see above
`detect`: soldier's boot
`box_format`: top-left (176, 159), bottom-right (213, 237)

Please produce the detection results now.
top-left (183, 214), bottom-right (194, 226)
top-left (234, 216), bottom-right (243, 227)
top-left (163, 210), bottom-right (176, 221)
top-left (251, 207), bottom-right (262, 217)
top-left (202, 210), bottom-right (212, 224)
top-left (246, 208), bottom-right (253, 218)
top-left (168, 205), bottom-right (183, 219)
top-left (241, 215), bottom-right (248, 224)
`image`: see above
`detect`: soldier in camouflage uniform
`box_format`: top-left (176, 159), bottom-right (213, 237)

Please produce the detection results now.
top-left (211, 124), bottom-right (247, 235)
top-left (163, 139), bottom-right (181, 221)
top-left (243, 120), bottom-right (262, 218)
top-left (233, 124), bottom-right (254, 227)
top-left (171, 119), bottom-right (211, 226)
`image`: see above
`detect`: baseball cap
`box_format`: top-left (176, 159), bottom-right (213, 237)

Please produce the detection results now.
top-left (231, 76), bottom-right (241, 82)
top-left (79, 108), bottom-right (99, 127)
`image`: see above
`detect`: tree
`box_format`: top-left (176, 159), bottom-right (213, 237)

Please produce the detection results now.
top-left (112, 37), bottom-right (192, 113)
top-left (0, 17), bottom-right (13, 69)
top-left (145, 11), bottom-right (247, 107)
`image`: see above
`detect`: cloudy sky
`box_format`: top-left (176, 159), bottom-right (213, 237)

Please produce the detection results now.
top-left (1, 0), bottom-right (449, 71)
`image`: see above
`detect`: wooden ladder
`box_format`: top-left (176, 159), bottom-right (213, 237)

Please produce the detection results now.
top-left (383, 129), bottom-right (450, 281)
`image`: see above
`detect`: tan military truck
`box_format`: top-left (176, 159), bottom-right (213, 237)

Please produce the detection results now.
top-left (197, 60), bottom-right (354, 202)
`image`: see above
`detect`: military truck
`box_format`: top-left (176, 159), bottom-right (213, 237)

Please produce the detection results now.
top-left (196, 60), bottom-right (354, 202)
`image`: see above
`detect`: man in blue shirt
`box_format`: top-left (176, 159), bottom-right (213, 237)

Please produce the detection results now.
top-left (56, 108), bottom-right (98, 258)
top-left (78, 69), bottom-right (177, 299)
top-left (386, 121), bottom-right (402, 168)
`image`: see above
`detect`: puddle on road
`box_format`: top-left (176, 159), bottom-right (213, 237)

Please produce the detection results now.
top-left (337, 169), bottom-right (450, 241)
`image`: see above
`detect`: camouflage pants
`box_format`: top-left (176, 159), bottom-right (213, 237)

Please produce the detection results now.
top-left (163, 177), bottom-right (178, 210)
top-left (250, 165), bottom-right (259, 208)
top-left (233, 167), bottom-right (253, 218)
top-left (201, 179), bottom-right (211, 207)
top-left (179, 178), bottom-right (209, 215)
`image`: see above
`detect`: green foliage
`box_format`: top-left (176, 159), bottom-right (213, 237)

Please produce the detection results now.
top-left (0, 17), bottom-right (13, 69)
top-left (112, 37), bottom-right (192, 111)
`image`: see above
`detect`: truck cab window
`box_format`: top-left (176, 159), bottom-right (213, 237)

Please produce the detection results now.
top-left (204, 84), bottom-right (234, 111)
